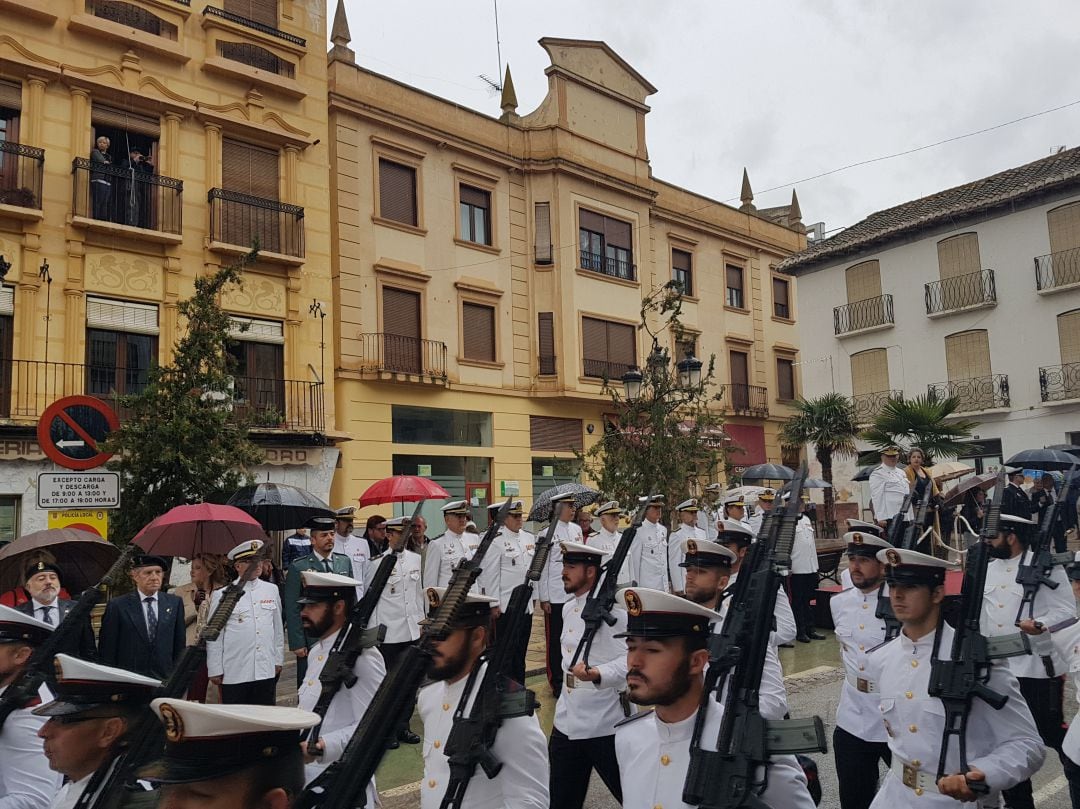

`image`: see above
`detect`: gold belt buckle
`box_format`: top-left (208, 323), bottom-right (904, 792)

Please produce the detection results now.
top-left (902, 762), bottom-right (919, 790)
top-left (856, 677), bottom-right (869, 693)
top-left (564, 673), bottom-right (576, 689)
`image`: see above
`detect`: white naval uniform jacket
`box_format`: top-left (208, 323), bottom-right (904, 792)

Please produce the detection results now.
top-left (866, 625), bottom-right (1044, 808)
top-left (418, 662), bottom-right (549, 809)
top-left (206, 577), bottom-right (284, 684)
top-left (334, 533), bottom-right (370, 597)
top-left (297, 628), bottom-right (386, 800)
top-left (629, 519), bottom-right (669, 592)
top-left (554, 592), bottom-right (631, 739)
top-left (981, 549), bottom-right (1075, 679)
top-left (829, 585), bottom-right (888, 741)
top-left (668, 524), bottom-right (706, 594)
top-left (614, 698), bottom-right (815, 809)
top-left (715, 598), bottom-right (789, 721)
top-left (365, 548), bottom-right (424, 643)
top-left (869, 464), bottom-right (913, 523)
top-left (489, 528), bottom-right (536, 612)
top-left (590, 528), bottom-right (631, 587)
top-left (726, 570), bottom-right (798, 647)
top-left (1, 683), bottom-right (61, 809)
top-left (697, 506), bottom-right (720, 541)
top-left (790, 515), bottom-right (819, 575)
top-left (423, 529), bottom-right (485, 590)
top-left (537, 521), bottom-right (582, 605)
top-left (1053, 620), bottom-right (1080, 764)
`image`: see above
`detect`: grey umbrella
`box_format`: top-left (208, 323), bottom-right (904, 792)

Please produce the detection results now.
top-left (803, 478), bottom-right (833, 488)
top-left (0, 529), bottom-right (119, 594)
top-left (1006, 448), bottom-right (1080, 471)
top-left (528, 483), bottom-right (601, 523)
top-left (740, 463), bottom-right (796, 481)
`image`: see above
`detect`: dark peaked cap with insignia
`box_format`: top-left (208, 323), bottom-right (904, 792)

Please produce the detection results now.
top-left (140, 699), bottom-right (319, 784)
top-left (615, 587), bottom-right (718, 638)
top-left (33, 654), bottom-right (160, 717)
top-left (0, 603), bottom-right (54, 645)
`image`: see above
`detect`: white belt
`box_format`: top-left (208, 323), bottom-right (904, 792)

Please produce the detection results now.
top-left (890, 756), bottom-right (941, 795)
top-left (845, 672), bottom-right (877, 693)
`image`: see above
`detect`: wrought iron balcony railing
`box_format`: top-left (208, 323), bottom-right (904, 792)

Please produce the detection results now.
top-left (201, 5), bottom-right (306, 45)
top-left (579, 249), bottom-right (636, 281)
top-left (927, 374), bottom-right (1010, 412)
top-left (87, 0), bottom-right (179, 38)
top-left (851, 389), bottom-right (902, 423)
top-left (357, 333), bottom-right (447, 380)
top-left (833, 294), bottom-right (894, 335)
top-left (1035, 247), bottom-right (1080, 291)
top-left (0, 142), bottom-right (44, 210)
top-left (583, 358), bottom-right (635, 381)
top-left (720, 383), bottom-right (769, 417)
top-left (208, 188), bottom-right (304, 258)
top-left (924, 269), bottom-right (996, 315)
top-left (1039, 362), bottom-right (1080, 403)
top-left (72, 158), bottom-right (182, 234)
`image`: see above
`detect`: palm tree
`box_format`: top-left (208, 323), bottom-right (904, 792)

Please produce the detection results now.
top-left (779, 393), bottom-right (860, 533)
top-left (860, 394), bottom-right (980, 465)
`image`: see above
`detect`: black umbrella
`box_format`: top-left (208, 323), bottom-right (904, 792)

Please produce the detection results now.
top-left (852, 463), bottom-right (906, 482)
top-left (528, 483), bottom-right (600, 523)
top-left (740, 463), bottom-right (796, 481)
top-left (1005, 448), bottom-right (1080, 472)
top-left (227, 482), bottom-right (334, 532)
top-left (1046, 444), bottom-right (1080, 458)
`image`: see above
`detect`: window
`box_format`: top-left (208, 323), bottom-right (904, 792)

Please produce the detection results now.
top-left (379, 159), bottom-right (418, 227)
top-left (845, 260), bottom-right (882, 303)
top-left (0, 82), bottom-right (22, 207)
top-left (226, 321), bottom-right (285, 425)
top-left (538, 312), bottom-right (556, 375)
top-left (223, 0), bottom-right (277, 27)
top-left (1045, 202), bottom-right (1080, 288)
top-left (772, 276), bottom-right (791, 319)
top-left (86, 0), bottom-right (178, 38)
top-left (776, 358), bottom-right (796, 401)
top-left (381, 287), bottom-right (422, 373)
top-left (89, 105), bottom-right (161, 226)
top-left (392, 406), bottom-right (492, 446)
top-left (944, 329), bottom-right (993, 409)
top-left (677, 336), bottom-right (697, 361)
top-left (725, 265), bottom-right (745, 309)
top-left (581, 316), bottom-right (636, 379)
top-left (578, 209), bottom-right (634, 280)
top-left (534, 202), bottom-right (552, 264)
top-left (461, 301), bottom-right (496, 362)
top-left (728, 350), bottom-right (750, 412)
top-left (85, 297), bottom-right (159, 398)
top-left (0, 495), bottom-right (18, 546)
top-left (1058, 310), bottom-right (1080, 398)
top-left (850, 349), bottom-right (890, 396)
top-left (936, 233), bottom-right (981, 280)
top-left (672, 249), bottom-right (693, 295)
top-left (459, 185), bottom-right (491, 245)
top-left (217, 42), bottom-right (294, 78)
top-left (530, 416), bottom-right (583, 452)
top-left (219, 138), bottom-right (281, 251)
top-left (0, 289), bottom-right (13, 418)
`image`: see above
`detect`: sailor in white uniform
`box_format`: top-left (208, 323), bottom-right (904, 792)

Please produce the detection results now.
top-left (627, 494), bottom-right (668, 591)
top-left (332, 506), bottom-right (370, 596)
top-left (485, 499), bottom-right (536, 684)
top-left (839, 519), bottom-right (887, 589)
top-left (423, 500), bottom-right (494, 598)
top-left (537, 492), bottom-right (582, 700)
top-left (667, 498), bottom-right (705, 596)
top-left (721, 494), bottom-right (753, 533)
top-left (589, 501), bottom-right (631, 587)
top-left (747, 488), bottom-right (776, 536)
top-left (868, 446), bottom-right (913, 532)
top-left (697, 483), bottom-right (723, 541)
top-left (715, 519), bottom-right (797, 646)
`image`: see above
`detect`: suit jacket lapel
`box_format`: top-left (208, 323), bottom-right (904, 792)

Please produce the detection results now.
top-left (127, 594), bottom-right (150, 645)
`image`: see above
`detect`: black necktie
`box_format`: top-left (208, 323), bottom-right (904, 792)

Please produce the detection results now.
top-left (144, 597), bottom-right (158, 641)
top-left (40, 605), bottom-right (53, 625)
top-left (322, 558), bottom-right (331, 573)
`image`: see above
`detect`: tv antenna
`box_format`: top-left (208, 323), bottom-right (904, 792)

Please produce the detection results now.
top-left (477, 0), bottom-right (503, 94)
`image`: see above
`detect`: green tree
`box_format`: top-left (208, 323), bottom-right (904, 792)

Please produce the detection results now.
top-left (778, 393), bottom-right (860, 531)
top-left (576, 283), bottom-right (727, 518)
top-left (859, 393), bottom-right (979, 465)
top-left (104, 255), bottom-right (264, 543)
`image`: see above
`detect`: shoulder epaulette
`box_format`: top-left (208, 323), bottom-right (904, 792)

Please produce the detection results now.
top-left (614, 708), bottom-right (654, 729)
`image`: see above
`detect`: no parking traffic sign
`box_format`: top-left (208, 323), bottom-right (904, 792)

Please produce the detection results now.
top-left (36, 396), bottom-right (120, 470)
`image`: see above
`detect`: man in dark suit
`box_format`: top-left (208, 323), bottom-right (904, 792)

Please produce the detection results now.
top-left (16, 560), bottom-right (96, 661)
top-left (283, 516), bottom-right (351, 685)
top-left (1002, 467), bottom-right (1039, 521)
top-left (98, 554), bottom-right (185, 679)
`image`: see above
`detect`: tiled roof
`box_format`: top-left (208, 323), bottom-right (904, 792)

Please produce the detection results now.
top-left (778, 147), bottom-right (1080, 272)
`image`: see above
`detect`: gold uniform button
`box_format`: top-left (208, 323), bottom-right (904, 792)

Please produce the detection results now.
top-left (660, 755), bottom-right (670, 766)
top-left (909, 724), bottom-right (918, 733)
top-left (318, 656), bottom-right (324, 662)
top-left (915, 787), bottom-right (924, 796)
top-left (861, 603), bottom-right (868, 610)
top-left (858, 623), bottom-right (865, 630)
top-left (858, 644), bottom-right (865, 651)
top-left (442, 703), bottom-right (450, 711)
top-left (910, 660), bottom-right (918, 668)
top-left (997, 604), bottom-right (1004, 609)
top-left (434, 740), bottom-right (441, 749)
top-left (906, 691), bottom-right (914, 699)
top-left (912, 759), bottom-right (921, 767)
top-left (428, 780), bottom-right (437, 789)
top-left (858, 665), bottom-right (865, 671)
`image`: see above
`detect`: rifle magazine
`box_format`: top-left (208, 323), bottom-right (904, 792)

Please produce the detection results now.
top-left (498, 689), bottom-right (536, 719)
top-left (985, 632), bottom-right (1030, 659)
top-left (763, 716), bottom-right (827, 755)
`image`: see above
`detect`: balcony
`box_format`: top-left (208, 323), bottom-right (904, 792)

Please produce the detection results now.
top-left (71, 158), bottom-right (182, 235)
top-left (1039, 363), bottom-right (1080, 403)
top-left (927, 374), bottom-right (1010, 413)
top-left (924, 269), bottom-right (996, 316)
top-left (720, 383), bottom-right (769, 417)
top-left (833, 295), bottom-right (894, 336)
top-left (583, 358), bottom-right (634, 381)
top-left (851, 389), bottom-right (902, 423)
top-left (208, 189), bottom-right (304, 260)
top-left (357, 333), bottom-right (447, 382)
top-left (1035, 247), bottom-right (1080, 292)
top-left (0, 142), bottom-right (45, 213)
top-left (579, 249), bottom-right (636, 281)
top-left (201, 5), bottom-right (305, 45)
top-left (0, 359), bottom-right (323, 432)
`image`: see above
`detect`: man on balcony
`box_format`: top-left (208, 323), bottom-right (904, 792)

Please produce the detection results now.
top-left (119, 145), bottom-right (153, 229)
top-left (89, 136), bottom-right (112, 221)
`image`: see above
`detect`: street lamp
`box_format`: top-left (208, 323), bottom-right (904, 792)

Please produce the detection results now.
top-left (621, 365), bottom-right (643, 402)
top-left (0, 255), bottom-right (10, 280)
top-left (677, 349), bottom-right (703, 389)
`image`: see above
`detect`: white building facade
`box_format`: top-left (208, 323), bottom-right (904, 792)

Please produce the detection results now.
top-left (780, 149), bottom-right (1080, 517)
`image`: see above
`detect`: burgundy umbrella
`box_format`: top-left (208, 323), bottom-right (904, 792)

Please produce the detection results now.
top-left (941, 471), bottom-right (999, 508)
top-left (133, 503), bottom-right (266, 557)
top-left (0, 528), bottom-right (119, 594)
top-left (358, 475), bottom-right (449, 507)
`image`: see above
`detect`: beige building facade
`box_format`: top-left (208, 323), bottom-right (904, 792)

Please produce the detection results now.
top-left (328, 12), bottom-right (807, 527)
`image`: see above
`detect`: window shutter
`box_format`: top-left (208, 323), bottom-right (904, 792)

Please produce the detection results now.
top-left (382, 288), bottom-right (420, 339)
top-left (672, 250), bottom-right (691, 273)
top-left (850, 349), bottom-right (889, 395)
top-left (538, 312), bottom-right (555, 374)
top-left (604, 217), bottom-right (632, 250)
top-left (845, 260), bottom-right (882, 303)
top-left (726, 265), bottom-right (743, 291)
top-left (729, 351), bottom-right (749, 386)
top-left (459, 185), bottom-right (489, 208)
top-left (462, 302), bottom-right (495, 362)
top-left (0, 80), bottom-right (21, 110)
top-left (579, 209), bottom-right (605, 234)
top-left (581, 317), bottom-right (606, 360)
top-left (772, 277), bottom-right (789, 309)
top-left (1048, 202), bottom-right (1080, 255)
top-left (228, 316), bottom-right (284, 343)
top-left (221, 139), bottom-right (279, 200)
top-left (224, 0), bottom-right (277, 27)
top-left (379, 159), bottom-right (418, 226)
top-left (776, 358), bottom-right (795, 400)
top-left (1059, 310), bottom-right (1080, 366)
top-left (607, 322), bottom-right (636, 367)
top-left (91, 105), bottom-right (161, 138)
top-left (86, 297), bottom-right (160, 335)
top-left (945, 330), bottom-right (991, 381)
top-left (529, 416), bottom-right (583, 452)
top-left (534, 203), bottom-right (552, 264)
top-left (0, 286), bottom-right (13, 317)
top-left (936, 233), bottom-right (981, 280)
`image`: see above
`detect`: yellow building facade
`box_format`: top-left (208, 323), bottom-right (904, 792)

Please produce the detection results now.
top-left (0, 0), bottom-right (337, 537)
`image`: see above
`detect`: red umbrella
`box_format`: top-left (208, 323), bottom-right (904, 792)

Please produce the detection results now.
top-left (133, 503), bottom-right (266, 557)
top-left (358, 475), bottom-right (449, 507)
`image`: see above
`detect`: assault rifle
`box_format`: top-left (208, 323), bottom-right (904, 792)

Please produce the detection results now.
top-left (295, 498), bottom-right (514, 809)
top-left (927, 469), bottom-right (1009, 795)
top-left (873, 492), bottom-right (917, 645)
top-left (84, 544), bottom-right (271, 809)
top-left (302, 500), bottom-right (426, 755)
top-left (437, 505), bottom-right (563, 808)
top-left (0, 542), bottom-right (140, 730)
top-left (568, 493), bottom-right (652, 669)
top-left (683, 468), bottom-right (827, 809)
top-left (1014, 464), bottom-right (1077, 625)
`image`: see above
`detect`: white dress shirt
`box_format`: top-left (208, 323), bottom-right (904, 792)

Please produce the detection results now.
top-left (334, 533), bottom-right (369, 598)
top-left (489, 528), bottom-right (536, 612)
top-left (29, 599), bottom-right (60, 627)
top-left (297, 628), bottom-right (386, 800)
top-left (615, 698), bottom-right (815, 809)
top-left (554, 592), bottom-right (631, 739)
top-left (869, 464), bottom-right (913, 522)
top-left (418, 662), bottom-right (549, 809)
top-left (45, 774), bottom-right (91, 809)
top-left (205, 578), bottom-right (284, 684)
top-left (667, 523), bottom-right (706, 593)
top-left (137, 589), bottom-right (158, 637)
top-left (537, 521), bottom-right (582, 604)
top-left (1, 683), bottom-right (61, 809)
top-left (830, 585), bottom-right (888, 741)
top-left (981, 549), bottom-right (1076, 679)
top-left (365, 549), bottom-right (424, 643)
top-left (790, 515), bottom-right (819, 575)
top-left (629, 519), bottom-right (669, 591)
top-left (866, 625), bottom-right (1044, 807)
top-left (726, 570), bottom-right (797, 646)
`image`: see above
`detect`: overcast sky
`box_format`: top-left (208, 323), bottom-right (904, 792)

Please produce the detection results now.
top-left (336, 1), bottom-right (1080, 235)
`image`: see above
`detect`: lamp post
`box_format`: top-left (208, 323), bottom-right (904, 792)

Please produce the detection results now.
top-left (0, 255), bottom-right (11, 281)
top-left (309, 299), bottom-right (326, 382)
top-left (39, 259), bottom-right (52, 366)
